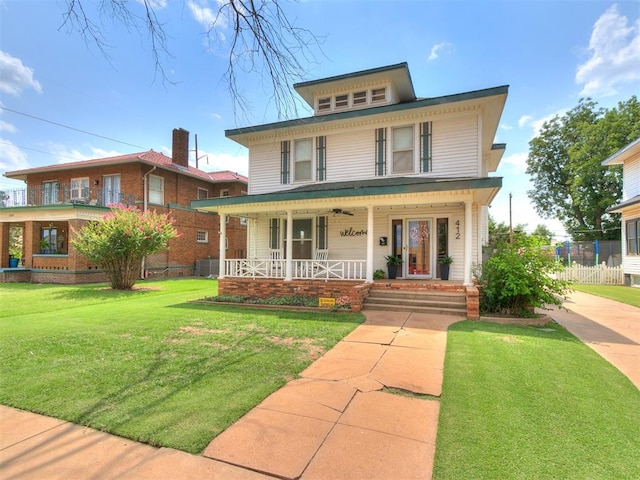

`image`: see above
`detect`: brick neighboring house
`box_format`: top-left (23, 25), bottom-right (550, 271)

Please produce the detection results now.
top-left (0, 128), bottom-right (247, 283)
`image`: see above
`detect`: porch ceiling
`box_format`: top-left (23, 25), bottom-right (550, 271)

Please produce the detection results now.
top-left (192, 176), bottom-right (501, 217)
top-left (0, 204), bottom-right (108, 223)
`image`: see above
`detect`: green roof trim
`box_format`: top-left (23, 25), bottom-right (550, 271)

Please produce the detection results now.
top-left (293, 62), bottom-right (411, 90)
top-left (225, 85), bottom-right (509, 138)
top-left (191, 176), bottom-right (502, 210)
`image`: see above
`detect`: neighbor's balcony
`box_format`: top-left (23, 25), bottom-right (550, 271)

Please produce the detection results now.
top-left (224, 258), bottom-right (367, 281)
top-left (0, 185), bottom-right (137, 208)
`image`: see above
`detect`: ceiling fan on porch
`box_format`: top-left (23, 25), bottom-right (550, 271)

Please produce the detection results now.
top-left (330, 208), bottom-right (354, 216)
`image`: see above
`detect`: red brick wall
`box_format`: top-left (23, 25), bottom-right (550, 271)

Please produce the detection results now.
top-left (219, 278), bottom-right (367, 311)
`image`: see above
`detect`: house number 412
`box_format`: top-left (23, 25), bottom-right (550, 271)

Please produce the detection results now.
top-left (455, 220), bottom-right (461, 239)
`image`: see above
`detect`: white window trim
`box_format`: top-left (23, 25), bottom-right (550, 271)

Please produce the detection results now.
top-left (293, 138), bottom-right (313, 182)
top-left (196, 230), bottom-right (209, 243)
top-left (148, 174), bottom-right (164, 205)
top-left (391, 125), bottom-right (416, 174)
top-left (220, 189), bottom-right (230, 197)
top-left (70, 177), bottom-right (89, 200)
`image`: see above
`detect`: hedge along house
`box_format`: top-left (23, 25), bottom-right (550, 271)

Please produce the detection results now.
top-left (0, 128), bottom-right (247, 284)
top-left (193, 63), bottom-right (508, 316)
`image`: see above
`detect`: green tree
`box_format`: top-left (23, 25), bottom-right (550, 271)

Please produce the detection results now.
top-left (73, 205), bottom-right (178, 290)
top-left (475, 235), bottom-right (570, 317)
top-left (526, 96), bottom-right (640, 241)
top-left (531, 224), bottom-right (554, 244)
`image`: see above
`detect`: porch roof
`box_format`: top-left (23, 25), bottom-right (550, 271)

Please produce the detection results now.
top-left (606, 194), bottom-right (640, 213)
top-left (192, 176), bottom-right (502, 213)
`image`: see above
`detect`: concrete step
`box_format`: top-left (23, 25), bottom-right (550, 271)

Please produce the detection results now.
top-left (364, 288), bottom-right (467, 317)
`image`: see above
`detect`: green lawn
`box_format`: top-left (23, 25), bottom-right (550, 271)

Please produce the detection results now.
top-left (571, 284), bottom-right (640, 307)
top-left (433, 321), bottom-right (640, 479)
top-left (0, 279), bottom-right (363, 454)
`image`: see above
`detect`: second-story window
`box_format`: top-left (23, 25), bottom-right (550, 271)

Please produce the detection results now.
top-left (392, 126), bottom-right (414, 173)
top-left (372, 87), bottom-right (386, 102)
top-left (220, 189), bottom-right (230, 197)
top-left (335, 94), bottom-right (349, 109)
top-left (103, 174), bottom-right (121, 205)
top-left (353, 91), bottom-right (367, 105)
top-left (148, 174), bottom-right (164, 204)
top-left (70, 177), bottom-right (89, 201)
top-left (198, 188), bottom-right (208, 199)
top-left (42, 181), bottom-right (59, 205)
top-left (294, 138), bottom-right (312, 182)
top-left (318, 97), bottom-right (331, 111)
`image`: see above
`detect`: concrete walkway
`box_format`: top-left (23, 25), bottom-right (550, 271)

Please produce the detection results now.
top-left (0, 311), bottom-right (459, 480)
top-left (550, 291), bottom-right (640, 389)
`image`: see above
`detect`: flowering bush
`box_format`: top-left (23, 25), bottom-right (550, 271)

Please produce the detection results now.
top-left (474, 236), bottom-right (571, 317)
top-left (73, 204), bottom-right (179, 290)
top-left (334, 295), bottom-right (352, 310)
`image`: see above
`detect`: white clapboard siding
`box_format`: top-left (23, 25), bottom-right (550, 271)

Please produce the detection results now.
top-left (556, 264), bottom-right (624, 284)
top-left (247, 111), bottom-right (481, 195)
top-left (624, 155), bottom-right (640, 199)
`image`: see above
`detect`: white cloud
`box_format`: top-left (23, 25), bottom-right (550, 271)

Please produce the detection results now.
top-left (0, 138), bottom-right (29, 173)
top-left (518, 110), bottom-right (567, 138)
top-left (502, 152), bottom-right (529, 174)
top-left (138, 0), bottom-right (168, 9)
top-left (188, 0), bottom-right (227, 29)
top-left (48, 144), bottom-right (123, 164)
top-left (576, 4), bottom-right (640, 96)
top-left (500, 123), bottom-right (513, 131)
top-left (0, 51), bottom-right (42, 96)
top-left (0, 120), bottom-right (16, 133)
top-left (428, 42), bottom-right (455, 61)
top-left (199, 151), bottom-right (248, 176)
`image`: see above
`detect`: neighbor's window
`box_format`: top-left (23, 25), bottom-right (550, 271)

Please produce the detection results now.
top-left (148, 175), bottom-right (164, 204)
top-left (197, 188), bottom-right (208, 199)
top-left (627, 218), bottom-right (639, 255)
top-left (240, 217), bottom-right (247, 226)
top-left (42, 181), bottom-right (59, 205)
top-left (392, 125), bottom-right (414, 173)
top-left (103, 174), bottom-right (121, 205)
top-left (70, 177), bottom-right (89, 200)
top-left (294, 138), bottom-right (312, 181)
top-left (196, 231), bottom-right (208, 243)
top-left (220, 189), bottom-right (230, 197)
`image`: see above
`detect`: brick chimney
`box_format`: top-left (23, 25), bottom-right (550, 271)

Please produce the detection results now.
top-left (172, 128), bottom-right (189, 168)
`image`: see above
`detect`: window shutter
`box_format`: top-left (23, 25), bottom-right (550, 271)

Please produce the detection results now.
top-left (316, 136), bottom-right (326, 181)
top-left (375, 128), bottom-right (386, 176)
top-left (420, 122), bottom-right (432, 173)
top-left (316, 216), bottom-right (328, 250)
top-left (281, 140), bottom-right (290, 184)
top-left (269, 218), bottom-right (280, 249)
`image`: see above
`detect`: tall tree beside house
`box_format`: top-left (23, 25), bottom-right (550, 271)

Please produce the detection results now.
top-left (61, 0), bottom-right (321, 119)
top-left (526, 96), bottom-right (640, 241)
top-left (73, 205), bottom-right (178, 290)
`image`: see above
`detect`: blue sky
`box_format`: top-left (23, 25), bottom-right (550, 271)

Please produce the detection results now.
top-left (1, 0), bottom-right (639, 239)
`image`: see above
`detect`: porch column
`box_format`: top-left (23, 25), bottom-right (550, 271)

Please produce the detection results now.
top-left (464, 201), bottom-right (472, 285)
top-left (219, 213), bottom-right (226, 279)
top-left (0, 222), bottom-right (9, 268)
top-left (285, 210), bottom-right (293, 281)
top-left (366, 205), bottom-right (374, 283)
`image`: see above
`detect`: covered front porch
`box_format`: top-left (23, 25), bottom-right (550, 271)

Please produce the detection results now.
top-left (193, 176), bottom-right (500, 289)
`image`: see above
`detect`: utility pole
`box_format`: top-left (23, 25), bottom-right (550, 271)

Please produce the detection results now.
top-left (509, 193), bottom-right (513, 244)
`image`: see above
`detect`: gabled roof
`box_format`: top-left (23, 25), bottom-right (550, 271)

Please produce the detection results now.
top-left (293, 62), bottom-right (416, 107)
top-left (4, 150), bottom-right (248, 184)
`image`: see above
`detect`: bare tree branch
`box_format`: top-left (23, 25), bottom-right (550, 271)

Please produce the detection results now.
top-left (61, 0), bottom-right (323, 118)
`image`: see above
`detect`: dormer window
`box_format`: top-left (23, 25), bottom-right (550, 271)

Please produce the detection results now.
top-left (353, 91), bottom-right (367, 105)
top-left (372, 88), bottom-right (386, 102)
top-left (335, 94), bottom-right (349, 109)
top-left (318, 97), bottom-right (331, 111)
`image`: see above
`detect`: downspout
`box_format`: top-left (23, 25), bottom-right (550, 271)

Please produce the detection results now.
top-left (141, 166), bottom-right (157, 279)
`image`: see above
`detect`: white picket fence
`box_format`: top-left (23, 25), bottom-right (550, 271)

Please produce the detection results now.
top-left (556, 264), bottom-right (624, 285)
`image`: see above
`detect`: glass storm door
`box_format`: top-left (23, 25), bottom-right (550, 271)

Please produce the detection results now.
top-left (407, 219), bottom-right (432, 278)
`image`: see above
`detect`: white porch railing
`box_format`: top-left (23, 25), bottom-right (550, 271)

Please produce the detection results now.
top-left (224, 258), bottom-right (367, 281)
top-left (555, 264), bottom-right (624, 285)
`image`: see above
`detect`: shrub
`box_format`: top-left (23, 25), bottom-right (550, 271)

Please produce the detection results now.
top-left (474, 236), bottom-right (571, 317)
top-left (373, 269), bottom-right (385, 280)
top-left (73, 204), bottom-right (178, 290)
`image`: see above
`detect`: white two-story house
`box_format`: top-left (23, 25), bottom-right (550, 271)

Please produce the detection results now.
top-left (603, 136), bottom-right (640, 286)
top-left (193, 63), bottom-right (508, 314)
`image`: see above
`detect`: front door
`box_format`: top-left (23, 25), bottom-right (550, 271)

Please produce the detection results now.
top-left (407, 219), bottom-right (432, 278)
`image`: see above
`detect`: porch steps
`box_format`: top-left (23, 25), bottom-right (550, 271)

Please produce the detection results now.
top-left (363, 288), bottom-right (467, 317)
